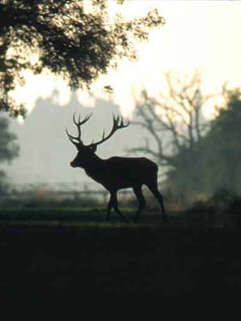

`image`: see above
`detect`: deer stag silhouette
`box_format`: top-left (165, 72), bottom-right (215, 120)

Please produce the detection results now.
top-left (66, 113), bottom-right (167, 222)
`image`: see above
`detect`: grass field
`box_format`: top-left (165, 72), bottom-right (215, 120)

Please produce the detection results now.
top-left (0, 206), bottom-right (241, 297)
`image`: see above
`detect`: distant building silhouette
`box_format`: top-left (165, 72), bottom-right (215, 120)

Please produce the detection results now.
top-left (5, 94), bottom-right (146, 189)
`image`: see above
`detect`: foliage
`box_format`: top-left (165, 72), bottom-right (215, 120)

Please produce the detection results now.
top-left (0, 116), bottom-right (19, 194)
top-left (201, 87), bottom-right (241, 195)
top-left (168, 87), bottom-right (241, 197)
top-left (131, 76), bottom-right (241, 198)
top-left (0, 0), bottom-right (165, 116)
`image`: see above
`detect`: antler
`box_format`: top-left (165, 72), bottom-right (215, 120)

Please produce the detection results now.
top-left (66, 113), bottom-right (92, 147)
top-left (88, 114), bottom-right (129, 147)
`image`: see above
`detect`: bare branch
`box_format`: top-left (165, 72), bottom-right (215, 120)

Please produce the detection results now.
top-left (131, 71), bottom-right (212, 173)
top-left (127, 146), bottom-right (175, 167)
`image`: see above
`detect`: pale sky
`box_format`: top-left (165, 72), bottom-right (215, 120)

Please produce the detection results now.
top-left (6, 0), bottom-right (241, 187)
top-left (12, 0), bottom-right (241, 118)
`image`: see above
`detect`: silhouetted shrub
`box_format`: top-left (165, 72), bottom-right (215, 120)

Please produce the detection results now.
top-left (188, 200), bottom-right (215, 213)
top-left (209, 188), bottom-right (233, 211)
top-left (185, 200), bottom-right (217, 228)
top-left (222, 196), bottom-right (241, 230)
top-left (226, 196), bottom-right (241, 215)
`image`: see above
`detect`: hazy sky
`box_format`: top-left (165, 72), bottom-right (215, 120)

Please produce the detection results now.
top-left (6, 0), bottom-right (241, 188)
top-left (12, 0), bottom-right (241, 119)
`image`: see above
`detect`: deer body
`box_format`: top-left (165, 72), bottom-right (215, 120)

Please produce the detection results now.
top-left (76, 156), bottom-right (157, 190)
top-left (67, 114), bottom-right (166, 222)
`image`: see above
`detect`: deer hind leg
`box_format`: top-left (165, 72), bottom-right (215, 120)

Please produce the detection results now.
top-left (147, 182), bottom-right (167, 221)
top-left (106, 192), bottom-right (127, 221)
top-left (133, 185), bottom-right (146, 222)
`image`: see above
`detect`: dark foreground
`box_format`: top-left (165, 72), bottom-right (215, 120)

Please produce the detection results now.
top-left (0, 208), bottom-right (241, 298)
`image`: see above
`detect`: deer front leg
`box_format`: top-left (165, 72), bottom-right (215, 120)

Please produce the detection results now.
top-left (106, 192), bottom-right (127, 221)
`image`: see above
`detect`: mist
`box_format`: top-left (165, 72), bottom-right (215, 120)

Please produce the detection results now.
top-left (5, 94), bottom-right (147, 191)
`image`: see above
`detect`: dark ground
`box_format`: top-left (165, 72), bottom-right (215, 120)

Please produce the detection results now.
top-left (0, 207), bottom-right (240, 298)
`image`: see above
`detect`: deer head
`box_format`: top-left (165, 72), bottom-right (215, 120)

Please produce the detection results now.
top-left (66, 113), bottom-right (129, 168)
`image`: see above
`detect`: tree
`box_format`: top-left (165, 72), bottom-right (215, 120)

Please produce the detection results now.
top-left (131, 73), bottom-right (241, 198)
top-left (0, 0), bottom-right (165, 116)
top-left (0, 116), bottom-right (19, 193)
top-left (130, 71), bottom-right (212, 198)
top-left (202, 87), bottom-right (241, 195)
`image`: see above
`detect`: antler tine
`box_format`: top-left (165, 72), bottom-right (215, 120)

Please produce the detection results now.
top-left (89, 114), bottom-right (130, 147)
top-left (114, 113), bottom-right (129, 129)
top-left (71, 113), bottom-right (81, 142)
top-left (66, 112), bottom-right (93, 146)
top-left (73, 112), bottom-right (93, 126)
top-left (65, 128), bottom-right (79, 146)
top-left (114, 114), bottom-right (120, 128)
top-left (102, 129), bottom-right (105, 140)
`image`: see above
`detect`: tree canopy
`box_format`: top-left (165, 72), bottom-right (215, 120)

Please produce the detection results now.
top-left (201, 87), bottom-right (241, 196)
top-left (0, 0), bottom-right (165, 116)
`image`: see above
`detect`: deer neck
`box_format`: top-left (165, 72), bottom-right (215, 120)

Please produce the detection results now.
top-left (83, 154), bottom-right (107, 184)
top-left (83, 153), bottom-right (104, 172)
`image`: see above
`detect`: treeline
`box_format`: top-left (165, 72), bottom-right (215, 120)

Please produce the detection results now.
top-left (131, 72), bottom-right (241, 200)
top-left (166, 87), bottom-right (241, 198)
